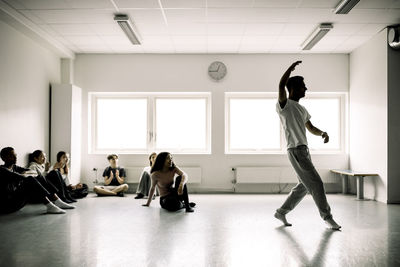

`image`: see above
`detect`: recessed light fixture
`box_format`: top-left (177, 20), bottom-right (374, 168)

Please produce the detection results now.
top-left (301, 23), bottom-right (333, 50)
top-left (334, 0), bottom-right (361, 14)
top-left (114, 14), bottom-right (141, 45)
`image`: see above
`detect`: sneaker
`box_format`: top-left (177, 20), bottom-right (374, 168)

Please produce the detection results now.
top-left (185, 207), bottom-right (194, 213)
top-left (117, 192), bottom-right (125, 197)
top-left (134, 193), bottom-right (144, 199)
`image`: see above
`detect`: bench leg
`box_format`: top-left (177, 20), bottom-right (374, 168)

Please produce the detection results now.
top-left (341, 174), bottom-right (348, 194)
top-left (356, 176), bottom-right (364, 200)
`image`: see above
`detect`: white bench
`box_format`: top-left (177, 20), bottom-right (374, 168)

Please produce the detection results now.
top-left (330, 169), bottom-right (378, 200)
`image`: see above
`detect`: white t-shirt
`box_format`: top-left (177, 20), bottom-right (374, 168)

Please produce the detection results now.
top-left (276, 99), bottom-right (311, 149)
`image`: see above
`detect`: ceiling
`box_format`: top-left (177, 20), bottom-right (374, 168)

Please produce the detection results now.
top-left (1, 0), bottom-right (400, 54)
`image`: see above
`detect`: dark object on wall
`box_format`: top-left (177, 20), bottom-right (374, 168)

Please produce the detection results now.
top-left (388, 26), bottom-right (400, 50)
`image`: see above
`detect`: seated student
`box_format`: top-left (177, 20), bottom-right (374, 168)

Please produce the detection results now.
top-left (93, 154), bottom-right (129, 197)
top-left (135, 152), bottom-right (159, 199)
top-left (47, 151), bottom-right (76, 203)
top-left (142, 152), bottom-right (195, 213)
top-left (50, 151), bottom-right (88, 199)
top-left (0, 147), bottom-right (74, 214)
top-left (28, 150), bottom-right (50, 177)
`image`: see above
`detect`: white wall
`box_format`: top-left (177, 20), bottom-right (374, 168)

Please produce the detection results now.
top-left (349, 30), bottom-right (388, 202)
top-left (0, 19), bottom-right (60, 165)
top-left (75, 54), bottom-right (349, 192)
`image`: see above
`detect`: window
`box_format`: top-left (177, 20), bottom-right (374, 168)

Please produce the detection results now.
top-left (89, 93), bottom-right (211, 154)
top-left (225, 92), bottom-right (346, 154)
top-left (302, 95), bottom-right (344, 151)
top-left (226, 93), bottom-right (281, 153)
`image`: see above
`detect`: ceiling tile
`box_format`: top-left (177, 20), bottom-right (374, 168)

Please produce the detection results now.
top-left (287, 8), bottom-right (334, 23)
top-left (100, 35), bottom-right (132, 45)
top-left (172, 35), bottom-right (206, 44)
top-left (207, 35), bottom-right (242, 45)
top-left (207, 8), bottom-right (253, 23)
top-left (20, 9), bottom-right (114, 24)
top-left (114, 0), bottom-right (160, 9)
top-left (328, 23), bottom-right (365, 36)
top-left (356, 0), bottom-right (397, 9)
top-left (160, 0), bottom-right (206, 8)
top-left (240, 35), bottom-right (277, 45)
top-left (253, 0), bottom-right (301, 8)
top-left (168, 23), bottom-right (207, 35)
top-left (89, 23), bottom-right (123, 35)
top-left (135, 22), bottom-right (169, 35)
top-left (248, 8), bottom-right (293, 23)
top-left (207, 0), bottom-right (255, 8)
top-left (299, 0), bottom-right (340, 8)
top-left (50, 24), bottom-right (94, 36)
top-left (4, 0), bottom-right (115, 9)
top-left (164, 8), bottom-right (206, 24)
top-left (244, 23), bottom-right (285, 35)
top-left (125, 9), bottom-right (166, 25)
top-left (207, 23), bottom-right (246, 35)
top-left (64, 35), bottom-right (105, 46)
top-left (281, 23), bottom-right (316, 35)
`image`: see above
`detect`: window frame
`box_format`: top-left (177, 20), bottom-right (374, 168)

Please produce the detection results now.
top-left (225, 92), bottom-right (347, 154)
top-left (89, 92), bottom-right (211, 154)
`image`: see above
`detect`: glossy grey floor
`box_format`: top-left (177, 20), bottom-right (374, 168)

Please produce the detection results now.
top-left (0, 194), bottom-right (399, 267)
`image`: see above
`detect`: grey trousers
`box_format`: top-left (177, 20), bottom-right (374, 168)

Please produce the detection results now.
top-left (277, 145), bottom-right (333, 220)
top-left (136, 172), bottom-right (159, 196)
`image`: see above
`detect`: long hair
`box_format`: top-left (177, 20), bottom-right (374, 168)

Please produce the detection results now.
top-left (29, 150), bottom-right (43, 163)
top-left (151, 152), bottom-right (175, 173)
top-left (56, 151), bottom-right (66, 162)
top-left (148, 152), bottom-right (157, 166)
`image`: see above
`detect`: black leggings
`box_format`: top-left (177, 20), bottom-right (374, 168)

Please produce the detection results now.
top-left (159, 176), bottom-right (190, 212)
top-left (46, 170), bottom-right (73, 202)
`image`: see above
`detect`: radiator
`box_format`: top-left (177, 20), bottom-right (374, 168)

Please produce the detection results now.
top-left (125, 167), bottom-right (202, 184)
top-left (235, 167), bottom-right (337, 184)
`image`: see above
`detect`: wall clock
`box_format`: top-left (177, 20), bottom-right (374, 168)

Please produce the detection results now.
top-left (208, 61), bottom-right (227, 81)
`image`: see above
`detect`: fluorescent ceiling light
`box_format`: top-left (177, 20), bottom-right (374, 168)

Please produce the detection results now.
top-left (301, 23), bottom-right (333, 50)
top-left (114, 14), bottom-right (141, 45)
top-left (334, 0), bottom-right (360, 14)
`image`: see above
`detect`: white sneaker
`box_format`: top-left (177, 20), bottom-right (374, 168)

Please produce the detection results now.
top-left (46, 202), bottom-right (66, 214)
top-left (325, 218), bottom-right (341, 230)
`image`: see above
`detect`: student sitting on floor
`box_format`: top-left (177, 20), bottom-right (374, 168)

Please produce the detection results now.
top-left (142, 152), bottom-right (195, 212)
top-left (93, 154), bottom-right (129, 197)
top-left (135, 152), bottom-right (159, 199)
top-left (0, 147), bottom-right (74, 214)
top-left (28, 150), bottom-right (50, 177)
top-left (50, 151), bottom-right (88, 199)
top-left (47, 151), bottom-right (77, 203)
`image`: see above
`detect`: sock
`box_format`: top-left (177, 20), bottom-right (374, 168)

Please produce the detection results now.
top-left (325, 218), bottom-right (341, 230)
top-left (274, 212), bottom-right (292, 226)
top-left (46, 202), bottom-right (66, 214)
top-left (55, 198), bottom-right (75, 209)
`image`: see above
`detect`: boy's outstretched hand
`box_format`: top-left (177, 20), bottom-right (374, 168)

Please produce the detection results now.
top-left (289, 61), bottom-right (302, 71)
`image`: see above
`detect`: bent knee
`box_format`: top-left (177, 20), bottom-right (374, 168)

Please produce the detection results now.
top-left (122, 184), bottom-right (129, 191)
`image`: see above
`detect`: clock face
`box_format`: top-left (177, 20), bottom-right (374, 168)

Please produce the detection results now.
top-left (208, 61), bottom-right (227, 81)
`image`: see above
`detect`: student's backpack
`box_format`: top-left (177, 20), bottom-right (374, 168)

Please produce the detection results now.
top-left (69, 183), bottom-right (89, 199)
